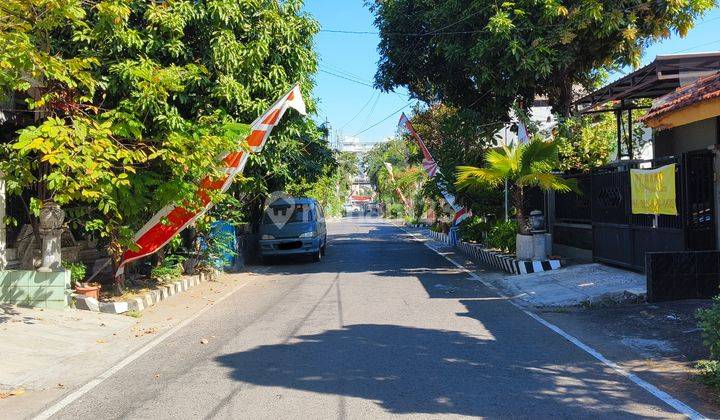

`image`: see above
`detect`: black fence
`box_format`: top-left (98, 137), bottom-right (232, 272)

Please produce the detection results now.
top-left (555, 150), bottom-right (716, 271)
top-left (646, 251), bottom-right (720, 302)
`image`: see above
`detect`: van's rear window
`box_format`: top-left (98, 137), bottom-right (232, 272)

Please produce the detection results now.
top-left (263, 204), bottom-right (312, 224)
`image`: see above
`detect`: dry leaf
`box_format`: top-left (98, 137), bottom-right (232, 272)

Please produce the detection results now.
top-left (200, 338), bottom-right (209, 344)
top-left (96, 339), bottom-right (106, 344)
top-left (10, 388), bottom-right (25, 396)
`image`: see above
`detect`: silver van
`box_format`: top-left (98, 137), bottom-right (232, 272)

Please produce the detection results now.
top-left (259, 197), bottom-right (327, 262)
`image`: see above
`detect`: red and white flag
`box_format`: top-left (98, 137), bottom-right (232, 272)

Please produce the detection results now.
top-left (398, 113), bottom-right (471, 226)
top-left (116, 85), bottom-right (306, 277)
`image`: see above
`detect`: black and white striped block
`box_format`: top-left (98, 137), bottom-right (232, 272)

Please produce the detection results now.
top-left (455, 241), bottom-right (562, 275)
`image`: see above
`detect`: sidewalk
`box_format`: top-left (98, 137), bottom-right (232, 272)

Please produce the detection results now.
top-left (406, 226), bottom-right (646, 307)
top-left (0, 271), bottom-right (256, 419)
top-left (0, 305), bottom-right (133, 390)
top-left (498, 262), bottom-right (646, 307)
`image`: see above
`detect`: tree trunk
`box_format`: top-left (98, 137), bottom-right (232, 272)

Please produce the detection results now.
top-left (551, 69), bottom-right (573, 118)
top-left (557, 80), bottom-right (573, 119)
top-left (107, 234), bottom-right (124, 293)
top-left (512, 185), bottom-right (529, 235)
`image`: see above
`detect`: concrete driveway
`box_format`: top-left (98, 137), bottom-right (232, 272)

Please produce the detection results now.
top-left (21, 218), bottom-right (705, 418)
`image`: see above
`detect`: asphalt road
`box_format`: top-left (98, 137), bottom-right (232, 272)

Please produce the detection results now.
top-left (50, 218), bottom-right (688, 419)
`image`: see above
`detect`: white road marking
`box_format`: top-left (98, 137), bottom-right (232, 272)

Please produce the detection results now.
top-left (34, 278), bottom-right (256, 420)
top-left (399, 226), bottom-right (705, 420)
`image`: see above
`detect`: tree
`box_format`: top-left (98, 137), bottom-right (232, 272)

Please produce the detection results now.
top-left (369, 0), bottom-right (714, 116)
top-left (0, 0), bottom-right (321, 284)
top-left (554, 113), bottom-right (616, 172)
top-left (287, 151), bottom-right (358, 217)
top-left (363, 138), bottom-right (409, 190)
top-left (455, 139), bottom-right (576, 235)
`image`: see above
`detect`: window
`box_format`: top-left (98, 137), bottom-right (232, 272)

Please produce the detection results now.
top-left (263, 204), bottom-right (313, 224)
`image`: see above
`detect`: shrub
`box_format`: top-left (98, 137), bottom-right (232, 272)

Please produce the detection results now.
top-left (151, 254), bottom-right (186, 283)
top-left (698, 297), bottom-right (720, 360)
top-left (486, 220), bottom-right (518, 252)
top-left (697, 296), bottom-right (720, 388)
top-left (387, 203), bottom-right (405, 219)
top-left (458, 216), bottom-right (488, 243)
top-left (64, 261), bottom-right (87, 288)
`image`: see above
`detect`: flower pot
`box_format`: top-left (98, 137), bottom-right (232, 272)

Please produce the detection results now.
top-left (75, 285), bottom-right (100, 300)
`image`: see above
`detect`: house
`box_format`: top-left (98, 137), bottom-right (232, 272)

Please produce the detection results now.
top-left (551, 52), bottom-right (720, 301)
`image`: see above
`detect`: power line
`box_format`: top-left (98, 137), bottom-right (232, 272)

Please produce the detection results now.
top-left (340, 90), bottom-right (378, 130)
top-left (317, 64), bottom-right (412, 100)
top-left (318, 69), bottom-right (375, 88)
top-left (352, 102), bottom-right (414, 137)
top-left (320, 4), bottom-right (671, 37)
top-left (671, 38), bottom-right (720, 54)
top-left (360, 91), bottom-right (382, 128)
top-left (318, 58), bottom-right (369, 83)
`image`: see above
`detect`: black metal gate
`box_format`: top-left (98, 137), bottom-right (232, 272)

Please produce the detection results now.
top-left (558, 150), bottom-right (716, 271)
top-left (683, 149), bottom-right (716, 250)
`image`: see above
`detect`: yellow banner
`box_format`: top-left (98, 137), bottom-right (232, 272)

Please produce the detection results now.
top-left (630, 164), bottom-right (678, 215)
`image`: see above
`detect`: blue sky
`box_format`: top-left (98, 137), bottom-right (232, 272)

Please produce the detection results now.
top-left (303, 1), bottom-right (720, 144)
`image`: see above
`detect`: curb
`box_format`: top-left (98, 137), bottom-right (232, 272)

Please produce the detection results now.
top-left (75, 271), bottom-right (215, 315)
top-left (456, 241), bottom-right (562, 275)
top-left (417, 228), bottom-right (563, 275)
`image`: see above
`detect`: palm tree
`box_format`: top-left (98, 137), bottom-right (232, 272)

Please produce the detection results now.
top-left (455, 139), bottom-right (576, 235)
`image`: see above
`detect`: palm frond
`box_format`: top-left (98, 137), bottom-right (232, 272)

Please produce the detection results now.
top-left (517, 173), bottom-right (580, 193)
top-left (455, 165), bottom-right (504, 191)
top-left (484, 148), bottom-right (515, 174)
top-left (520, 139), bottom-right (558, 175)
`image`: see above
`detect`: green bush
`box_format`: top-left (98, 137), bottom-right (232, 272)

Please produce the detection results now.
top-left (458, 216), bottom-right (488, 243)
top-left (699, 297), bottom-right (720, 359)
top-left (697, 296), bottom-right (720, 388)
top-left (151, 254), bottom-right (186, 283)
top-left (64, 261), bottom-right (87, 288)
top-left (486, 220), bottom-right (517, 252)
top-left (696, 360), bottom-right (720, 389)
top-left (387, 203), bottom-right (405, 219)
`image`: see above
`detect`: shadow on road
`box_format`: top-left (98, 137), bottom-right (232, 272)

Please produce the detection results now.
top-left (215, 323), bottom-right (655, 418)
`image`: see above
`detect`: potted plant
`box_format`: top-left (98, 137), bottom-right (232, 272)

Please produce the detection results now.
top-left (66, 261), bottom-right (100, 299)
top-left (455, 139), bottom-right (576, 260)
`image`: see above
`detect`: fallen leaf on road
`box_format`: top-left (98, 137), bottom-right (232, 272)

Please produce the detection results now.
top-left (154, 374), bottom-right (161, 378)
top-left (96, 339), bottom-right (106, 344)
top-left (10, 388), bottom-right (25, 396)
top-left (200, 338), bottom-right (209, 344)
top-left (135, 327), bottom-right (158, 337)
top-left (58, 383), bottom-right (64, 388)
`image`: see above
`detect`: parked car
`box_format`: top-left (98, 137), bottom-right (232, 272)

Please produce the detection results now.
top-left (342, 204), bottom-right (361, 216)
top-left (259, 197), bottom-right (327, 263)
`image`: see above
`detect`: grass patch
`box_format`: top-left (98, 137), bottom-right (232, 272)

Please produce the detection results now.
top-left (126, 310), bottom-right (142, 318)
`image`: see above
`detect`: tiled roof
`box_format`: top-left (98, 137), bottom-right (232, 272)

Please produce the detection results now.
top-left (640, 71), bottom-right (720, 123)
